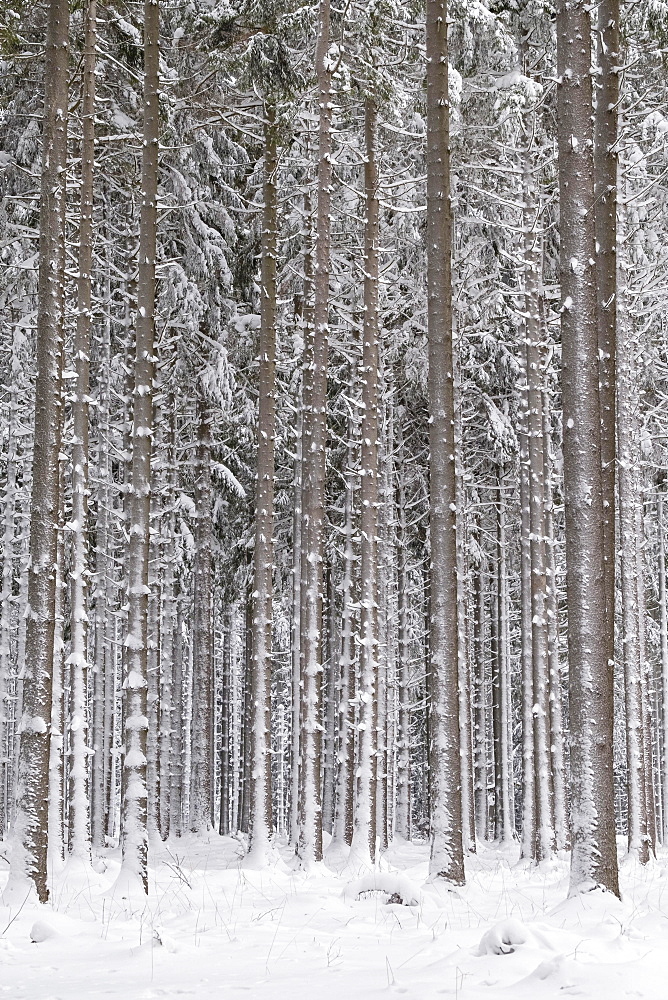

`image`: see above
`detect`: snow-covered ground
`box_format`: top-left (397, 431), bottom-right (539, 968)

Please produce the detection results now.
top-left (1, 835), bottom-right (668, 999)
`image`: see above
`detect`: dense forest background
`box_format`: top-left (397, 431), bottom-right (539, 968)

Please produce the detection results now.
top-left (1, 0), bottom-right (668, 905)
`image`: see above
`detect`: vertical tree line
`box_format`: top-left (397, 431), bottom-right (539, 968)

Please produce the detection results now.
top-left (3, 0), bottom-right (668, 902)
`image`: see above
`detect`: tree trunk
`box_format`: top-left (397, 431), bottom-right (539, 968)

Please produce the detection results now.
top-left (472, 525), bottom-right (489, 843)
top-left (394, 432), bottom-right (411, 842)
top-left (297, 0), bottom-right (333, 868)
top-left (351, 96), bottom-right (380, 869)
top-left (333, 426), bottom-right (356, 847)
top-left (169, 587), bottom-right (184, 838)
top-left (158, 405), bottom-right (177, 839)
top-left (11, 496), bottom-right (32, 837)
top-left (146, 512), bottom-right (160, 837)
top-left (248, 108), bottom-right (279, 863)
top-left (376, 398), bottom-right (393, 854)
top-left (0, 386), bottom-right (18, 840)
top-left (290, 196), bottom-right (312, 850)
top-left (659, 485), bottom-right (668, 844)
top-left (519, 399), bottom-right (535, 859)
top-left (639, 553), bottom-right (657, 854)
top-left (523, 175), bottom-right (554, 861)
top-left (425, 0), bottom-right (465, 884)
top-left (239, 584), bottom-right (253, 834)
top-left (91, 257), bottom-right (112, 852)
top-left (120, 0), bottom-right (160, 893)
top-left (290, 414), bottom-right (302, 847)
top-left (5, 0), bottom-right (69, 904)
top-left (48, 472), bottom-right (66, 865)
top-left (454, 345), bottom-right (475, 853)
top-left (158, 549), bottom-right (174, 841)
top-left (219, 605), bottom-right (232, 836)
top-left (67, 0), bottom-right (97, 866)
top-left (492, 475), bottom-right (513, 843)
top-left (595, 0), bottom-right (619, 713)
top-left (542, 391), bottom-right (568, 849)
top-left (557, 0), bottom-right (620, 896)
top-left (322, 563), bottom-right (338, 835)
top-left (190, 396), bottom-right (214, 833)
top-left (617, 228), bottom-right (649, 863)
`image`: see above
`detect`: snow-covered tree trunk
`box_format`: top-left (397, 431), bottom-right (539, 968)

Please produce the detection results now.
top-left (48, 480), bottom-right (66, 865)
top-left (0, 386), bottom-right (18, 840)
top-left (542, 391), bottom-right (568, 849)
top-left (120, 0), bottom-right (160, 893)
top-left (182, 626), bottom-right (194, 827)
top-left (351, 96), bottom-right (380, 869)
top-left (376, 398), bottom-right (393, 854)
top-left (333, 426), bottom-right (356, 847)
top-left (659, 485), bottom-right (668, 844)
top-left (492, 472), bottom-right (513, 843)
top-left (146, 508), bottom-right (160, 837)
top-left (297, 0), bottom-right (333, 867)
top-left (639, 543), bottom-right (657, 855)
top-left (394, 431), bottom-right (411, 842)
top-left (290, 413), bottom-right (302, 848)
top-left (290, 197), bottom-right (312, 850)
top-left (454, 351), bottom-right (474, 853)
top-left (617, 217), bottom-right (649, 863)
top-left (107, 616), bottom-right (119, 843)
top-left (519, 398), bottom-right (535, 860)
top-left (456, 525), bottom-right (474, 853)
top-left (219, 605), bottom-right (232, 836)
top-left (425, 0), bottom-right (465, 884)
top-left (636, 544), bottom-right (658, 855)
top-left (158, 409), bottom-right (177, 840)
top-left (11, 504), bottom-right (31, 837)
top-left (169, 589), bottom-right (184, 838)
top-left (248, 108), bottom-right (279, 864)
top-left (322, 564), bottom-right (338, 836)
top-left (557, 0), bottom-right (619, 896)
top-left (5, 0), bottom-right (69, 904)
top-left (190, 395), bottom-right (214, 833)
top-left (500, 476), bottom-right (514, 841)
top-left (523, 172), bottom-right (554, 861)
top-left (239, 585), bottom-right (253, 834)
top-left (595, 0), bottom-right (619, 691)
top-left (491, 488), bottom-right (501, 840)
top-left (472, 521), bottom-right (488, 843)
top-left (67, 0), bottom-right (97, 866)
top-left (91, 260), bottom-right (112, 852)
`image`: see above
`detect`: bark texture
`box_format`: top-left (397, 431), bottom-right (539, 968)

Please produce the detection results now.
top-left (557, 0), bottom-right (620, 896)
top-left (425, 0), bottom-right (465, 884)
top-left (190, 397), bottom-right (214, 833)
top-left (297, 0), bottom-right (333, 867)
top-left (350, 96), bottom-right (380, 869)
top-left (248, 109), bottom-right (279, 863)
top-left (120, 0), bottom-right (160, 893)
top-left (5, 0), bottom-right (69, 904)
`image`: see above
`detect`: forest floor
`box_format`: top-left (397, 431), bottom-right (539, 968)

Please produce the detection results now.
top-left (1, 833), bottom-right (667, 999)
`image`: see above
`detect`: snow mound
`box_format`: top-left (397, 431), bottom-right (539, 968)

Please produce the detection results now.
top-left (515, 954), bottom-right (572, 993)
top-left (477, 917), bottom-right (533, 955)
top-left (324, 838), bottom-right (351, 874)
top-left (344, 872), bottom-right (422, 906)
top-left (546, 883), bottom-right (625, 932)
top-left (30, 920), bottom-right (57, 943)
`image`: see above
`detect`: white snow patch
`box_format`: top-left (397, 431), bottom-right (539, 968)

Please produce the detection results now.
top-left (0, 838), bottom-right (667, 1000)
top-left (343, 871), bottom-right (422, 905)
